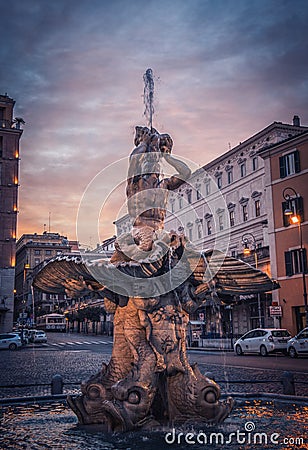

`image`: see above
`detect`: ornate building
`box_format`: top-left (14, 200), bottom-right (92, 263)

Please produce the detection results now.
top-left (15, 232), bottom-right (71, 323)
top-left (0, 94), bottom-right (23, 332)
top-left (163, 117), bottom-right (307, 339)
top-left (260, 129), bottom-right (308, 334)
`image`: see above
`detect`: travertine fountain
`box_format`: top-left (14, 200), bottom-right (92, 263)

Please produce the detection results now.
top-left (33, 69), bottom-right (278, 431)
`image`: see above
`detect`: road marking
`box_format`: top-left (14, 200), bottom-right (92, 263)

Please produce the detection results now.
top-left (46, 340), bottom-right (112, 348)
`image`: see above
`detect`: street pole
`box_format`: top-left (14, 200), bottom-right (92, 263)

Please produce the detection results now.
top-left (283, 187), bottom-right (308, 328)
top-left (298, 217), bottom-right (308, 327)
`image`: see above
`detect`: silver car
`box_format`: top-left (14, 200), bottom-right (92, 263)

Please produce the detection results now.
top-left (287, 328), bottom-right (308, 358)
top-left (234, 328), bottom-right (291, 356)
top-left (0, 333), bottom-right (22, 350)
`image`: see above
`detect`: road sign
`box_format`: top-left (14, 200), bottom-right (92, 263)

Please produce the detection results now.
top-left (269, 306), bottom-right (282, 316)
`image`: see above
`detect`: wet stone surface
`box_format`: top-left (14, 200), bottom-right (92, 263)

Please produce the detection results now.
top-left (0, 400), bottom-right (307, 449)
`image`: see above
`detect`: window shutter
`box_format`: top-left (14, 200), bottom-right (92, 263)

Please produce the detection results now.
top-left (296, 196), bottom-right (304, 223)
top-left (302, 248), bottom-right (307, 274)
top-left (282, 201), bottom-right (290, 227)
top-left (285, 251), bottom-right (293, 276)
top-left (294, 150), bottom-right (301, 173)
top-left (279, 156), bottom-right (286, 178)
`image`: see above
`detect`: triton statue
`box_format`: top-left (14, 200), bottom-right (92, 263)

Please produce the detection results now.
top-left (33, 70), bottom-right (278, 431)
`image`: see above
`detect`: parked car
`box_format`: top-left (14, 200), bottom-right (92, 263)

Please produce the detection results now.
top-left (27, 329), bottom-right (39, 342)
top-left (234, 328), bottom-right (291, 356)
top-left (287, 328), bottom-right (308, 358)
top-left (31, 330), bottom-right (47, 344)
top-left (0, 333), bottom-right (22, 350)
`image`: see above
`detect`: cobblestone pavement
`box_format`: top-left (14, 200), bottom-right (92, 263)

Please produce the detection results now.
top-left (0, 336), bottom-right (307, 399)
top-left (196, 362), bottom-right (308, 396)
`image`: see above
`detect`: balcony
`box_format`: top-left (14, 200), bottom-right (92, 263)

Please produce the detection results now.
top-left (0, 119), bottom-right (23, 130)
top-left (0, 119), bottom-right (13, 129)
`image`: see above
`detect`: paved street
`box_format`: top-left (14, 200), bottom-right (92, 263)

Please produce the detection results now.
top-left (0, 332), bottom-right (307, 398)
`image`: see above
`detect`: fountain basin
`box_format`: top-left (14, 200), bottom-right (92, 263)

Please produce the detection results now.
top-left (0, 397), bottom-right (306, 449)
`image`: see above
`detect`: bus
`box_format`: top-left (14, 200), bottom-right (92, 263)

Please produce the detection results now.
top-left (36, 313), bottom-right (66, 332)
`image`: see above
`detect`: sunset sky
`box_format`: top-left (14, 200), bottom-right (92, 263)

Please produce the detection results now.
top-left (1, 0), bottom-right (307, 247)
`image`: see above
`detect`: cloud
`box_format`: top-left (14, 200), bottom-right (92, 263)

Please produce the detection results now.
top-left (1, 0), bottom-right (307, 242)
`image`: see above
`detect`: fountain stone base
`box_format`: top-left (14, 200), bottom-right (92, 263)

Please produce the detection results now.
top-left (67, 285), bottom-right (234, 431)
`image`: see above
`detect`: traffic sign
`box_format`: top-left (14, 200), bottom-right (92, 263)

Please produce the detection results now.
top-left (269, 306), bottom-right (282, 316)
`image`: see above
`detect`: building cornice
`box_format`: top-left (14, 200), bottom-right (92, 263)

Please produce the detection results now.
top-left (258, 130), bottom-right (308, 159)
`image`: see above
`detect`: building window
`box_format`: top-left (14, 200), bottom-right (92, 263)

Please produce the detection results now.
top-left (231, 250), bottom-right (237, 258)
top-left (170, 201), bottom-right (175, 213)
top-left (197, 222), bottom-right (202, 239)
top-left (187, 190), bottom-right (192, 204)
top-left (282, 196), bottom-right (304, 227)
top-left (205, 182), bottom-right (211, 196)
top-left (207, 220), bottom-right (212, 235)
top-left (217, 176), bottom-right (222, 189)
top-left (255, 200), bottom-right (261, 217)
top-left (188, 227), bottom-right (193, 241)
top-left (242, 205), bottom-right (248, 222)
top-left (240, 162), bottom-right (246, 177)
top-left (45, 250), bottom-right (52, 255)
top-left (252, 156), bottom-right (258, 171)
top-left (227, 170), bottom-right (233, 184)
top-left (196, 187), bottom-right (201, 200)
top-left (285, 249), bottom-right (307, 276)
top-left (279, 150), bottom-right (300, 178)
top-left (229, 210), bottom-right (235, 227)
top-left (218, 215), bottom-right (224, 231)
top-left (179, 196), bottom-right (183, 209)
top-left (34, 249), bottom-right (41, 255)
top-left (35, 258), bottom-right (40, 266)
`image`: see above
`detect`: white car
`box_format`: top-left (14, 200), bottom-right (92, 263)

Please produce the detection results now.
top-left (234, 328), bottom-right (291, 356)
top-left (0, 333), bottom-right (22, 350)
top-left (31, 331), bottom-right (47, 343)
top-left (287, 328), bottom-right (308, 358)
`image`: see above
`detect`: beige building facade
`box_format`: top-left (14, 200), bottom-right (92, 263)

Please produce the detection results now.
top-left (15, 232), bottom-right (71, 323)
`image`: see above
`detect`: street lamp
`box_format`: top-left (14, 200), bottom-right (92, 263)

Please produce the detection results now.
top-left (283, 187), bottom-right (308, 327)
top-left (241, 232), bottom-right (262, 328)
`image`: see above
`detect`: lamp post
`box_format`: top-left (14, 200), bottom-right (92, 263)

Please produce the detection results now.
top-left (242, 232), bottom-right (263, 328)
top-left (283, 187), bottom-right (308, 327)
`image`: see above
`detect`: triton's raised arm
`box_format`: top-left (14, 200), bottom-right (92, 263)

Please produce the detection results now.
top-left (159, 133), bottom-right (191, 191)
top-left (162, 152), bottom-right (191, 190)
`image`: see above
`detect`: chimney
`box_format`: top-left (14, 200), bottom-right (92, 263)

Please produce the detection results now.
top-left (293, 115), bottom-right (300, 126)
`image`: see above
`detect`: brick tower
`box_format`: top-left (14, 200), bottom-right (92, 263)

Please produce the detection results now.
top-left (0, 94), bottom-right (23, 332)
